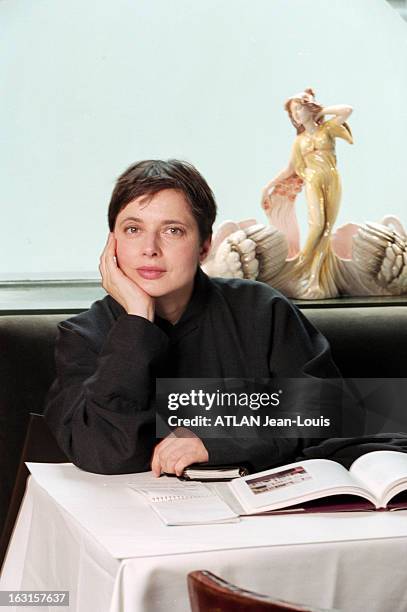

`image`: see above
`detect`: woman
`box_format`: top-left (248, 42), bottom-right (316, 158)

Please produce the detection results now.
top-left (45, 159), bottom-right (341, 476)
top-left (262, 89), bottom-right (353, 299)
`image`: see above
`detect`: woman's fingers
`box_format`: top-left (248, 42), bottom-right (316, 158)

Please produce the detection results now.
top-left (101, 234), bottom-right (120, 291)
top-left (99, 234), bottom-right (112, 282)
top-left (151, 435), bottom-right (175, 476)
top-left (153, 447), bottom-right (183, 476)
top-left (174, 454), bottom-right (197, 477)
top-left (151, 432), bottom-right (208, 476)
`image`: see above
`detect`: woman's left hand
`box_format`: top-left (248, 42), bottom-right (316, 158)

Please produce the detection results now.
top-left (151, 428), bottom-right (209, 477)
top-left (99, 233), bottom-right (155, 321)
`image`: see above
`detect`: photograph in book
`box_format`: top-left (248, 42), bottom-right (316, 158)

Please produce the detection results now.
top-left (247, 466), bottom-right (312, 494)
top-left (213, 450), bottom-right (407, 515)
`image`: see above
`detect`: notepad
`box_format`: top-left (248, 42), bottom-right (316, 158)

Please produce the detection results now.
top-left (129, 481), bottom-right (239, 525)
top-left (179, 464), bottom-right (249, 481)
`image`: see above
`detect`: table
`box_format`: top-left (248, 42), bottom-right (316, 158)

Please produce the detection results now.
top-left (1, 463), bottom-right (407, 612)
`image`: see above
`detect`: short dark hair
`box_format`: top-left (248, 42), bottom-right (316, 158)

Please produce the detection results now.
top-left (108, 159), bottom-right (217, 243)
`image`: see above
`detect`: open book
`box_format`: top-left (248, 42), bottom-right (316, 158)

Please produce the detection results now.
top-left (130, 451), bottom-right (407, 525)
top-left (213, 450), bottom-right (407, 515)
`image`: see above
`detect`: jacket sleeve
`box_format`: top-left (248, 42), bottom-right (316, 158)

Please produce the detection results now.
top-left (203, 297), bottom-right (345, 473)
top-left (44, 314), bottom-right (169, 474)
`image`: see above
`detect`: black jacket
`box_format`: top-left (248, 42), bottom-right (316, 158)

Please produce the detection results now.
top-left (44, 268), bottom-right (341, 474)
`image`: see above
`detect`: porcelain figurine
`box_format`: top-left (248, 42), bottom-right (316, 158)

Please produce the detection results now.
top-left (202, 89), bottom-right (407, 299)
top-left (261, 88), bottom-right (353, 298)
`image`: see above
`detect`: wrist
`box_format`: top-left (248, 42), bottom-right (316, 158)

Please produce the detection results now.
top-left (127, 304), bottom-right (155, 322)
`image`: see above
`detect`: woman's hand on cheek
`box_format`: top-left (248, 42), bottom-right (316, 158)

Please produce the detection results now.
top-left (99, 234), bottom-right (155, 321)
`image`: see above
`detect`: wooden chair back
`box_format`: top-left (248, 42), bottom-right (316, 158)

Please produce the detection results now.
top-left (187, 570), bottom-right (338, 612)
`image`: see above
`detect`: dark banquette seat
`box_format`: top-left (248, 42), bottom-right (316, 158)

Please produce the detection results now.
top-left (1, 305), bottom-right (406, 567)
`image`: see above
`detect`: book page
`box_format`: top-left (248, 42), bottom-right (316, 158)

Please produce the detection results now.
top-left (350, 451), bottom-right (407, 506)
top-left (229, 459), bottom-right (376, 513)
top-left (211, 482), bottom-right (247, 515)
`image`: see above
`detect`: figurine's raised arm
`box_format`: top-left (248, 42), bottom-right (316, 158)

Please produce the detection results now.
top-left (316, 105), bottom-right (353, 125)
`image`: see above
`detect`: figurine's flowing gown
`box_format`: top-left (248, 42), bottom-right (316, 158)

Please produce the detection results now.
top-left (268, 119), bottom-right (353, 299)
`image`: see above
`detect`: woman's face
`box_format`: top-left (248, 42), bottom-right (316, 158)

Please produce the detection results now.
top-left (290, 100), bottom-right (311, 126)
top-left (113, 188), bottom-right (211, 301)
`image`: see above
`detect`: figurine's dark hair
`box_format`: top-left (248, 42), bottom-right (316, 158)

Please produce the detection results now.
top-left (284, 87), bottom-right (324, 134)
top-left (108, 159), bottom-right (217, 243)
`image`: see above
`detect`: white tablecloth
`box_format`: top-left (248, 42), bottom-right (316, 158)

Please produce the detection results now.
top-left (1, 463), bottom-right (407, 612)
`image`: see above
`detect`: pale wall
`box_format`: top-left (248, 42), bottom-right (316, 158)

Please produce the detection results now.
top-left (1, 0), bottom-right (406, 279)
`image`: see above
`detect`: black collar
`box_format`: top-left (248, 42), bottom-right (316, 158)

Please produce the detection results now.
top-left (154, 267), bottom-right (212, 341)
